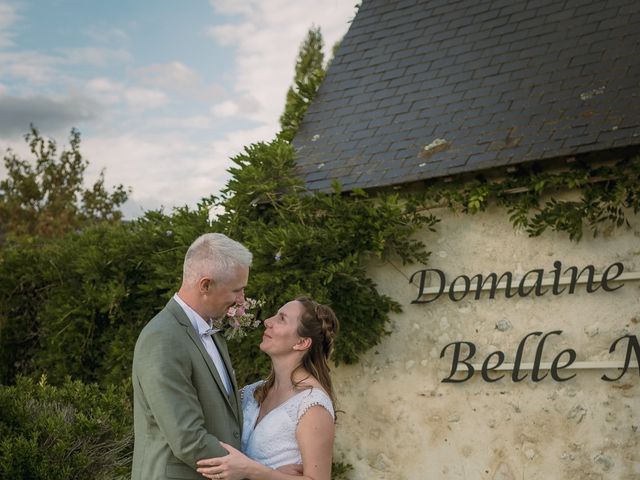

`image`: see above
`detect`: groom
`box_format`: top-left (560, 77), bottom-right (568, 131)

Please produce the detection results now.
top-left (131, 233), bottom-right (252, 480)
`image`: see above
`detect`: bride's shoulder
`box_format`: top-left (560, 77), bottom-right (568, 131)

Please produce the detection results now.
top-left (304, 384), bottom-right (332, 404)
top-left (296, 383), bottom-right (334, 422)
top-left (295, 375), bottom-right (324, 392)
top-left (240, 380), bottom-right (265, 403)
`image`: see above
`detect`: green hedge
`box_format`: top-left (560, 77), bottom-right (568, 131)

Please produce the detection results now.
top-left (0, 376), bottom-right (132, 479)
top-left (0, 208), bottom-right (211, 387)
top-left (0, 139), bottom-right (434, 389)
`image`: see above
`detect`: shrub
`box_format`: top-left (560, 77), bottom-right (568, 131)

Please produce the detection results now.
top-left (0, 141), bottom-right (435, 388)
top-left (0, 376), bottom-right (132, 479)
top-left (0, 207), bottom-right (211, 386)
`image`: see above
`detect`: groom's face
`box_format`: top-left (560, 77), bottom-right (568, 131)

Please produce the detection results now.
top-left (203, 265), bottom-right (249, 320)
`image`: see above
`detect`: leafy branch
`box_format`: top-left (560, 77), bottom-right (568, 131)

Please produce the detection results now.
top-left (426, 156), bottom-right (640, 241)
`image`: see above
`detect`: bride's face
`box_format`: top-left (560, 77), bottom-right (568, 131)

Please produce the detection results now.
top-left (260, 301), bottom-right (305, 356)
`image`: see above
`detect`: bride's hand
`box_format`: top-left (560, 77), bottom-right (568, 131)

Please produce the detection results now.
top-left (196, 443), bottom-right (252, 480)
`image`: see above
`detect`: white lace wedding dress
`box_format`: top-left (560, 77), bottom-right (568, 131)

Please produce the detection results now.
top-left (241, 380), bottom-right (334, 469)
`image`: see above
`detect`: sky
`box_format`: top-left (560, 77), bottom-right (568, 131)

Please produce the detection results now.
top-left (0, 0), bottom-right (357, 217)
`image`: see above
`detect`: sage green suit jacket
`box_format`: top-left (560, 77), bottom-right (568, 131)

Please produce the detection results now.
top-left (131, 297), bottom-right (242, 480)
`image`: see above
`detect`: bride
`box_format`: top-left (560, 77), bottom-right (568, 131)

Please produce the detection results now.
top-left (197, 296), bottom-right (339, 480)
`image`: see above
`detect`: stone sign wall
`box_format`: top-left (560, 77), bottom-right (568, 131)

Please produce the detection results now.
top-left (332, 204), bottom-right (639, 479)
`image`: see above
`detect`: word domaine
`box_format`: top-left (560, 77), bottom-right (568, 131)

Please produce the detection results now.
top-left (410, 260), bottom-right (625, 303)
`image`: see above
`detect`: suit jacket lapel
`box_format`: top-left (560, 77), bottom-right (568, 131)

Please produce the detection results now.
top-left (211, 332), bottom-right (242, 421)
top-left (166, 298), bottom-right (240, 421)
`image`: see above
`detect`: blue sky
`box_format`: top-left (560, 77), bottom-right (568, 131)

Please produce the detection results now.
top-left (0, 0), bottom-right (356, 216)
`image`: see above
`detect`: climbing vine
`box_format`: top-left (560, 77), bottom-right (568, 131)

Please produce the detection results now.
top-left (202, 141), bottom-right (639, 384)
top-left (420, 154), bottom-right (640, 241)
top-left (208, 138), bottom-right (438, 379)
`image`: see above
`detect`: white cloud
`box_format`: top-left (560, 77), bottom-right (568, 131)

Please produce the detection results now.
top-left (0, 50), bottom-right (61, 86)
top-left (0, 0), bottom-right (356, 215)
top-left (206, 22), bottom-right (255, 46)
top-left (0, 46), bottom-right (131, 89)
top-left (81, 122), bottom-right (277, 212)
top-left (0, 1), bottom-right (19, 48)
top-left (0, 40), bottom-right (130, 90)
top-left (210, 95), bottom-right (261, 118)
top-left (208, 0), bottom-right (253, 16)
top-left (146, 115), bottom-right (215, 130)
top-left (57, 46), bottom-right (132, 66)
top-left (83, 131), bottom-right (237, 211)
top-left (0, 46), bottom-right (131, 90)
top-left (136, 61), bottom-right (200, 89)
top-left (84, 26), bottom-right (129, 45)
top-left (123, 87), bottom-right (168, 110)
top-left (86, 77), bottom-right (124, 105)
top-left (210, 100), bottom-right (237, 117)
top-left (206, 0), bottom-right (355, 129)
top-left (135, 61), bottom-right (225, 102)
top-left (207, 123), bottom-right (276, 163)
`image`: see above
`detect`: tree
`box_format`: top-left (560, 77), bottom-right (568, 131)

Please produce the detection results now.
top-left (0, 126), bottom-right (129, 240)
top-left (279, 27), bottom-right (327, 142)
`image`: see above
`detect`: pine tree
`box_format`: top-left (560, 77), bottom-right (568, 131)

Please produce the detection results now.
top-left (279, 26), bottom-right (326, 142)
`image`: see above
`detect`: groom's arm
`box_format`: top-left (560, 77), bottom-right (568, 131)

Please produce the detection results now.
top-left (135, 327), bottom-right (229, 466)
top-left (276, 464), bottom-right (303, 475)
top-left (197, 443), bottom-right (304, 479)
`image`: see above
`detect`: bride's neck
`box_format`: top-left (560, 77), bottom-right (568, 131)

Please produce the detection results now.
top-left (271, 357), bottom-right (307, 391)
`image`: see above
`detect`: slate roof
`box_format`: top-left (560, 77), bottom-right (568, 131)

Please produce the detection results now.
top-left (292, 0), bottom-right (640, 191)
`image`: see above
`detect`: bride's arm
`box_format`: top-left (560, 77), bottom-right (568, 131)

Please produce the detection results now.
top-left (196, 406), bottom-right (334, 480)
top-left (295, 405), bottom-right (335, 480)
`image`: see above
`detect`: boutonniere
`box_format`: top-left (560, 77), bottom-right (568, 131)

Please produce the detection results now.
top-left (212, 298), bottom-right (264, 340)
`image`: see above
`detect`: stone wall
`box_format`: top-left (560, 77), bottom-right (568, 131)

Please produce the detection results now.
top-left (333, 204), bottom-right (639, 479)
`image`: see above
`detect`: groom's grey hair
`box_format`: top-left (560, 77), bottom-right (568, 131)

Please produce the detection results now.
top-left (183, 233), bottom-right (252, 286)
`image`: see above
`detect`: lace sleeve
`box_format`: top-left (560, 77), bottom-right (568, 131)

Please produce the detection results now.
top-left (241, 380), bottom-right (264, 409)
top-left (296, 389), bottom-right (334, 424)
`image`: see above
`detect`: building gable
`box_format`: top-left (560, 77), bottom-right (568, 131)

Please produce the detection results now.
top-left (293, 0), bottom-right (640, 191)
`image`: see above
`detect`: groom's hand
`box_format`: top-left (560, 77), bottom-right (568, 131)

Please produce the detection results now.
top-left (276, 464), bottom-right (303, 476)
top-left (197, 443), bottom-right (250, 480)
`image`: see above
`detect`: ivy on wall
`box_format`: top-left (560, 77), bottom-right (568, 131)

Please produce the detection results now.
top-left (417, 154), bottom-right (640, 241)
top-left (208, 141), bottom-right (639, 382)
top-left (210, 138), bottom-right (438, 380)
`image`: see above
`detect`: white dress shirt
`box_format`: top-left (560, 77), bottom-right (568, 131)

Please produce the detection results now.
top-left (174, 293), bottom-right (233, 394)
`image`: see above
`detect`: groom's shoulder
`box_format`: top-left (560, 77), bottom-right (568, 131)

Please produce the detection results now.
top-left (139, 299), bottom-right (183, 337)
top-left (133, 301), bottom-right (187, 364)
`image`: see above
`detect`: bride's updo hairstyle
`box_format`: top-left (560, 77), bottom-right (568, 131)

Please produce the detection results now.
top-left (293, 296), bottom-right (339, 404)
top-left (255, 297), bottom-right (339, 407)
